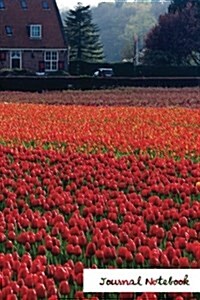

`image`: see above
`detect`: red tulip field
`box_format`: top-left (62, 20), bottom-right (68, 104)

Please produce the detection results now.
top-left (0, 88), bottom-right (199, 300)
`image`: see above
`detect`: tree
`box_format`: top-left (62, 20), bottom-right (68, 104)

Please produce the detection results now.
top-left (63, 2), bottom-right (168, 62)
top-left (121, 4), bottom-right (157, 61)
top-left (142, 1), bottom-right (200, 65)
top-left (92, 2), bottom-right (139, 62)
top-left (64, 3), bottom-right (104, 62)
top-left (168, 0), bottom-right (200, 13)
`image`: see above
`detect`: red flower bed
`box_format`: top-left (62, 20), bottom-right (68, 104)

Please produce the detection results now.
top-left (0, 90), bottom-right (199, 299)
top-left (0, 146), bottom-right (199, 299)
top-left (0, 103), bottom-right (200, 157)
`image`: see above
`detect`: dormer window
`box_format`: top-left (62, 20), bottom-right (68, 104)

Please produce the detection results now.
top-left (30, 25), bottom-right (42, 39)
top-left (20, 0), bottom-right (27, 9)
top-left (42, 1), bottom-right (49, 9)
top-left (5, 26), bottom-right (13, 36)
top-left (0, 0), bottom-right (5, 9)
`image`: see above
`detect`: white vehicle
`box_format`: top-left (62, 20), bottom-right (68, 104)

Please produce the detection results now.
top-left (93, 68), bottom-right (114, 77)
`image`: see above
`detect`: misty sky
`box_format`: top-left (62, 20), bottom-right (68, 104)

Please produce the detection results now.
top-left (56, 0), bottom-right (114, 10)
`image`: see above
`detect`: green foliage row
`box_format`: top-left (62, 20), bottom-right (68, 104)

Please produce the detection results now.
top-left (69, 60), bottom-right (200, 77)
top-left (0, 75), bottom-right (200, 92)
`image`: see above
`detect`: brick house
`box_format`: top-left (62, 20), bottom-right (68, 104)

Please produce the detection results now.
top-left (0, 0), bottom-right (68, 73)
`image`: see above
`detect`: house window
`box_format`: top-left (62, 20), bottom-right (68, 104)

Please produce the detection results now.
top-left (42, 1), bottom-right (49, 9)
top-left (30, 25), bottom-right (42, 39)
top-left (10, 51), bottom-right (22, 69)
top-left (20, 0), bottom-right (27, 9)
top-left (5, 26), bottom-right (13, 36)
top-left (45, 51), bottom-right (58, 71)
top-left (0, 0), bottom-right (5, 9)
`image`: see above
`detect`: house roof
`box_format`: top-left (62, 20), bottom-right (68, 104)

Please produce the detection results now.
top-left (0, 0), bottom-right (67, 49)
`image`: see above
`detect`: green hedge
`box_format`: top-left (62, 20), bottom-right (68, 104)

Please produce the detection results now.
top-left (69, 60), bottom-right (200, 77)
top-left (0, 76), bottom-right (200, 91)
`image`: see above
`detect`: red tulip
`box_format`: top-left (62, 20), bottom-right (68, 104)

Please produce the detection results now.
top-left (172, 256), bottom-right (180, 267)
top-left (126, 239), bottom-right (136, 252)
top-left (134, 237), bottom-right (141, 247)
top-left (125, 251), bottom-right (134, 262)
top-left (66, 244), bottom-right (74, 255)
top-left (47, 284), bottom-right (58, 297)
top-left (141, 293), bottom-right (157, 300)
top-left (10, 282), bottom-right (20, 294)
top-left (78, 234), bottom-right (87, 246)
top-left (86, 242), bottom-right (96, 257)
top-left (75, 291), bottom-right (84, 300)
top-left (26, 288), bottom-right (37, 300)
top-left (116, 257), bottom-right (123, 266)
top-left (2, 286), bottom-right (13, 300)
top-left (18, 266), bottom-right (29, 280)
top-left (59, 281), bottom-right (70, 295)
top-left (54, 266), bottom-right (69, 282)
top-left (51, 245), bottom-right (60, 256)
top-left (160, 254), bottom-right (170, 267)
top-left (75, 273), bottom-right (83, 286)
top-left (19, 285), bottom-right (29, 298)
top-left (66, 259), bottom-right (74, 269)
top-left (35, 283), bottom-right (47, 298)
top-left (95, 249), bottom-right (104, 260)
top-left (149, 256), bottom-right (160, 267)
top-left (6, 295), bottom-right (17, 300)
top-left (118, 246), bottom-right (128, 259)
top-left (135, 253), bottom-right (144, 265)
top-left (5, 240), bottom-right (13, 250)
top-left (179, 257), bottom-right (189, 268)
top-left (24, 274), bottom-right (35, 288)
top-left (37, 245), bottom-right (46, 255)
top-left (119, 292), bottom-right (134, 300)
top-left (179, 216), bottom-right (188, 226)
top-left (0, 231), bottom-right (6, 242)
top-left (74, 262), bottom-right (84, 275)
top-left (166, 246), bottom-right (176, 261)
top-left (73, 245), bottom-right (82, 256)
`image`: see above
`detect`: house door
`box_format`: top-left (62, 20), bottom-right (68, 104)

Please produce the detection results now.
top-left (10, 51), bottom-right (22, 69)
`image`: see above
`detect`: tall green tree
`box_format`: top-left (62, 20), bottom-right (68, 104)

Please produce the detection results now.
top-left (64, 3), bottom-right (104, 62)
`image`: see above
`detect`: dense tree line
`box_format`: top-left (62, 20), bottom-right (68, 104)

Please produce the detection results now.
top-left (62, 2), bottom-right (168, 62)
top-left (62, 0), bottom-right (200, 66)
top-left (91, 2), bottom-right (168, 62)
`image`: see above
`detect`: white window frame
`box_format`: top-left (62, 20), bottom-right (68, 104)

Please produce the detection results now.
top-left (44, 51), bottom-right (58, 71)
top-left (10, 50), bottom-right (22, 69)
top-left (30, 25), bottom-right (42, 39)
